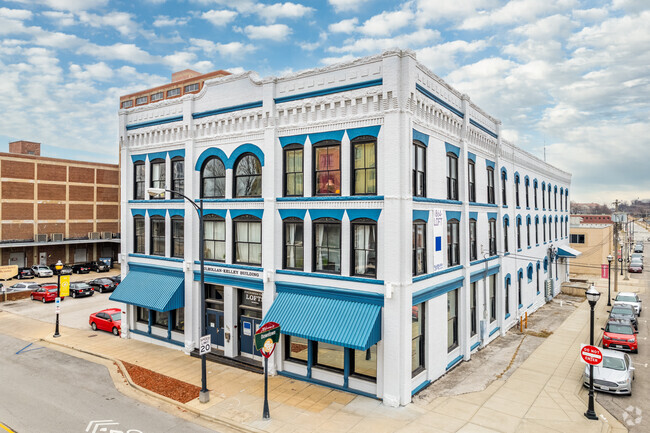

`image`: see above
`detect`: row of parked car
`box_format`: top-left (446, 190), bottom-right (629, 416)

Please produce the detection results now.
top-left (3, 275), bottom-right (121, 299)
top-left (629, 242), bottom-right (644, 273)
top-left (14, 261), bottom-right (110, 279)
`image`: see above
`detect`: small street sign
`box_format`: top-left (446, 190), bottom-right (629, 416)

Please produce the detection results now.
top-left (581, 344), bottom-right (603, 366)
top-left (601, 264), bottom-right (609, 279)
top-left (255, 322), bottom-right (280, 357)
top-left (199, 335), bottom-right (211, 355)
top-left (60, 275), bottom-right (70, 297)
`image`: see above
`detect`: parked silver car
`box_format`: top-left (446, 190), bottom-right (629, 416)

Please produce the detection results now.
top-left (613, 292), bottom-right (642, 316)
top-left (583, 349), bottom-right (634, 395)
top-left (30, 265), bottom-right (53, 278)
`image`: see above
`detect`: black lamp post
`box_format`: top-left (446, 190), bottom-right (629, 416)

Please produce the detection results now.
top-left (607, 254), bottom-right (613, 307)
top-left (53, 260), bottom-right (63, 338)
top-left (148, 187), bottom-right (209, 403)
top-left (585, 284), bottom-right (601, 421)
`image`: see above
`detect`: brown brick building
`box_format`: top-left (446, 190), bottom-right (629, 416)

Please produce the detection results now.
top-left (0, 141), bottom-right (120, 267)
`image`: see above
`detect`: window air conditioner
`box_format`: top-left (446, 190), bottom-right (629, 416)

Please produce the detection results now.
top-left (89, 232), bottom-right (101, 240)
top-left (51, 233), bottom-right (64, 242)
top-left (34, 234), bottom-right (48, 242)
top-left (101, 232), bottom-right (112, 239)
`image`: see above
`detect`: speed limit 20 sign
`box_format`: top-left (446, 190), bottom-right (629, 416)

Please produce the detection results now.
top-left (199, 335), bottom-right (211, 355)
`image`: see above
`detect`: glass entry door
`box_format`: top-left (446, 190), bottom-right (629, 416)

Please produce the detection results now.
top-left (205, 284), bottom-right (225, 349)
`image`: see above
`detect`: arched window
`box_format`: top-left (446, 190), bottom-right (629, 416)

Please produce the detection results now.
top-left (352, 136), bottom-right (377, 195)
top-left (517, 217), bottom-right (522, 249)
top-left (201, 157), bottom-right (226, 198)
top-left (515, 174), bottom-right (520, 207)
top-left (517, 270), bottom-right (523, 308)
top-left (171, 156), bottom-right (184, 198)
top-left (134, 161), bottom-right (145, 200)
top-left (503, 216), bottom-right (509, 253)
top-left (234, 153), bottom-right (262, 197)
top-left (446, 153), bottom-right (458, 200)
top-left (314, 140), bottom-right (341, 196)
top-left (501, 169), bottom-right (507, 206)
top-left (505, 275), bottom-right (511, 316)
top-left (526, 216), bottom-right (531, 247)
top-left (525, 177), bottom-right (530, 208)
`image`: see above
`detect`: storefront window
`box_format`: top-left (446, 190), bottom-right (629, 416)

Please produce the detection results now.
top-left (285, 335), bottom-right (308, 364)
top-left (153, 311), bottom-right (168, 328)
top-left (352, 345), bottom-right (377, 380)
top-left (205, 285), bottom-right (224, 310)
top-left (315, 342), bottom-right (344, 371)
top-left (137, 307), bottom-right (149, 324)
top-left (412, 303), bottom-right (425, 376)
top-left (239, 290), bottom-right (262, 319)
top-left (173, 307), bottom-right (184, 331)
top-left (448, 289), bottom-right (458, 352)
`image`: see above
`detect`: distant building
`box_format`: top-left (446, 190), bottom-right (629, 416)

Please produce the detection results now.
top-left (0, 141), bottom-right (120, 268)
top-left (575, 214), bottom-right (612, 224)
top-left (569, 216), bottom-right (613, 275)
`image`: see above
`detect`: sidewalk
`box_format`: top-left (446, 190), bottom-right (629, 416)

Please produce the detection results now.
top-left (0, 279), bottom-right (632, 433)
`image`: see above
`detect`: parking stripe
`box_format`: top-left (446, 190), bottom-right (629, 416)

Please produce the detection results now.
top-left (0, 422), bottom-right (15, 433)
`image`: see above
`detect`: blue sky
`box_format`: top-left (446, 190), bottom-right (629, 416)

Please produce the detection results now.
top-left (0, 0), bottom-right (648, 203)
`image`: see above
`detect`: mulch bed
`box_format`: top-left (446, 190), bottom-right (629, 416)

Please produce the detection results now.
top-left (121, 360), bottom-right (200, 403)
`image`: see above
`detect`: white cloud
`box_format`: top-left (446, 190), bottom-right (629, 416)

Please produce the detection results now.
top-left (359, 9), bottom-right (414, 37)
top-left (0, 7), bottom-right (33, 20)
top-left (201, 9), bottom-right (237, 26)
top-left (416, 40), bottom-right (488, 72)
top-left (77, 42), bottom-right (157, 64)
top-left (329, 0), bottom-right (368, 13)
top-left (243, 24), bottom-right (292, 41)
top-left (41, 11), bottom-right (76, 26)
top-left (415, 0), bottom-right (496, 25)
top-left (226, 66), bottom-right (246, 74)
top-left (153, 15), bottom-right (189, 27)
top-left (458, 0), bottom-right (578, 30)
top-left (255, 2), bottom-right (313, 24)
top-left (77, 11), bottom-right (139, 37)
top-left (328, 28), bottom-right (440, 54)
top-left (320, 54), bottom-right (356, 65)
top-left (190, 38), bottom-right (256, 57)
top-left (329, 18), bottom-right (358, 34)
top-left (12, 0), bottom-right (108, 12)
top-left (572, 8), bottom-right (608, 22)
top-left (69, 62), bottom-right (114, 81)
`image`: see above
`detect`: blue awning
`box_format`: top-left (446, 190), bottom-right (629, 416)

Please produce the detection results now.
top-left (262, 291), bottom-right (382, 351)
top-left (109, 265), bottom-right (184, 312)
top-left (556, 246), bottom-right (582, 258)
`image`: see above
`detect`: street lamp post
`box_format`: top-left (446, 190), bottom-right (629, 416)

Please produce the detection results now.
top-left (584, 285), bottom-right (601, 421)
top-left (147, 187), bottom-right (209, 403)
top-left (607, 254), bottom-right (613, 307)
top-left (53, 260), bottom-right (63, 338)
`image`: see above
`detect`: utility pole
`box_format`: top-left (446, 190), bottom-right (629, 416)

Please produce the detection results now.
top-left (624, 220), bottom-right (630, 281)
top-left (613, 200), bottom-right (620, 293)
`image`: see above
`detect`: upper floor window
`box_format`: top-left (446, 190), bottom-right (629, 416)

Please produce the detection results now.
top-left (542, 184), bottom-right (546, 209)
top-left (548, 188), bottom-right (551, 209)
top-left (487, 167), bottom-right (495, 204)
top-left (201, 157), bottom-right (225, 198)
top-left (352, 219), bottom-right (377, 277)
top-left (446, 153), bottom-right (458, 200)
top-left (501, 170), bottom-right (507, 206)
top-left (314, 140), bottom-right (341, 196)
top-left (489, 218), bottom-right (497, 256)
top-left (167, 88), bottom-right (180, 98)
top-left (525, 178), bottom-right (530, 208)
top-left (234, 154), bottom-right (262, 197)
top-left (526, 218), bottom-right (531, 247)
top-left (554, 190), bottom-right (557, 210)
top-left (413, 141), bottom-right (426, 197)
top-left (515, 175), bottom-right (520, 207)
top-left (535, 220), bottom-right (539, 244)
top-left (565, 192), bottom-right (568, 210)
top-left (184, 83), bottom-right (199, 93)
top-left (135, 96), bottom-right (148, 106)
top-left (314, 218), bottom-right (341, 273)
top-left (543, 218), bottom-right (547, 242)
top-left (489, 275), bottom-right (496, 322)
top-left (150, 159), bottom-right (165, 192)
top-left (150, 217), bottom-right (165, 256)
top-left (283, 219), bottom-right (303, 270)
top-left (504, 277), bottom-right (510, 317)
top-left (447, 219), bottom-right (460, 266)
top-left (565, 219), bottom-right (568, 237)
top-left (554, 219), bottom-right (558, 239)
top-left (469, 218), bottom-right (477, 261)
top-left (134, 162), bottom-right (144, 200)
top-left (353, 137), bottom-right (376, 195)
top-left (121, 100), bottom-right (133, 109)
top-left (204, 217), bottom-right (226, 262)
top-left (534, 183), bottom-right (538, 208)
top-left (470, 282), bottom-right (477, 337)
top-left (171, 157), bottom-right (184, 198)
top-left (504, 218), bottom-right (509, 253)
top-left (571, 234), bottom-right (585, 244)
top-left (560, 192), bottom-right (564, 211)
top-left (284, 145), bottom-right (303, 197)
top-left (234, 217), bottom-right (262, 265)
top-left (172, 216), bottom-right (184, 258)
top-left (468, 160), bottom-right (476, 202)
top-left (151, 91), bottom-right (163, 102)
top-left (134, 216), bottom-right (144, 254)
top-left (517, 218), bottom-right (522, 249)
top-left (413, 220), bottom-right (427, 276)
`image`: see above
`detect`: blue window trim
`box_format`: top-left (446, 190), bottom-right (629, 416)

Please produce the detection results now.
top-left (128, 199), bottom-right (185, 204)
top-left (128, 253), bottom-right (184, 263)
top-left (503, 215), bottom-right (509, 226)
top-left (131, 209), bottom-right (146, 217)
top-left (467, 152), bottom-right (476, 163)
top-left (308, 129), bottom-right (345, 144)
top-left (193, 101), bottom-right (263, 119)
top-left (148, 151), bottom-right (167, 162)
top-left (129, 328), bottom-right (184, 347)
top-left (446, 355), bottom-right (463, 371)
top-left (413, 129), bottom-right (429, 146)
top-left (446, 211), bottom-right (461, 221)
top-left (147, 209), bottom-right (166, 217)
top-left (502, 205), bottom-right (508, 208)
top-left (469, 256), bottom-right (499, 267)
top-left (168, 149), bottom-right (185, 159)
top-left (505, 313), bottom-right (511, 319)
top-left (199, 198), bottom-right (264, 203)
top-left (275, 79), bottom-right (382, 104)
top-left (514, 172), bottom-right (520, 183)
top-left (413, 210), bottom-right (429, 222)
top-left (276, 269), bottom-right (384, 286)
top-left (412, 379), bottom-right (431, 396)
top-left (485, 159), bottom-right (495, 169)
top-left (470, 341), bottom-right (481, 351)
top-left (194, 147), bottom-right (228, 171)
top-left (126, 115), bottom-right (183, 131)
top-left (227, 143), bottom-right (265, 169)
top-left (131, 154), bottom-right (146, 163)
top-left (276, 281), bottom-right (384, 306)
top-left (309, 209), bottom-right (344, 221)
top-left (278, 209), bottom-right (307, 220)
top-left (469, 119), bottom-right (498, 139)
top-left (489, 327), bottom-right (500, 337)
top-left (278, 371), bottom-right (378, 400)
top-left (203, 209), bottom-right (227, 218)
top-left (277, 195), bottom-right (384, 202)
top-left (501, 166), bottom-right (507, 180)
top-left (347, 125), bottom-right (381, 140)
top-left (412, 275), bottom-right (465, 305)
top-left (230, 209), bottom-right (263, 219)
top-left (347, 209), bottom-right (382, 221)
top-left (413, 265), bottom-right (463, 283)
top-left (527, 302), bottom-right (534, 309)
top-left (416, 84), bottom-right (464, 118)
top-left (487, 212), bottom-right (497, 220)
top-left (413, 197), bottom-right (463, 205)
top-left (469, 211), bottom-right (478, 220)
top-left (445, 142), bottom-right (460, 157)
top-left (469, 202), bottom-right (498, 208)
top-left (168, 209), bottom-right (184, 218)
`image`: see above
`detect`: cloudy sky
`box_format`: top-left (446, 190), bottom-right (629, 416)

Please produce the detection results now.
top-left (0, 0), bottom-right (648, 204)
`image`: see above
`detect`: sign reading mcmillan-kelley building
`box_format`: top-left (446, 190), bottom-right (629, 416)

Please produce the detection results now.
top-left (204, 265), bottom-right (262, 279)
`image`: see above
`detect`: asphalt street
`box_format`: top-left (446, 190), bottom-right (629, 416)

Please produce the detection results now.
top-left (0, 333), bottom-right (219, 433)
top-left (597, 221), bottom-right (649, 431)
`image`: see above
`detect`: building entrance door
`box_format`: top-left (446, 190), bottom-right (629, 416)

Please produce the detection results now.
top-left (39, 252), bottom-right (47, 265)
top-left (238, 290), bottom-right (263, 359)
top-left (206, 309), bottom-right (224, 347)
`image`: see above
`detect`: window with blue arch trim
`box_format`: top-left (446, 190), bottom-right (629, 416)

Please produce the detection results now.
top-left (234, 152), bottom-right (262, 198)
top-left (527, 264), bottom-right (533, 282)
top-left (201, 156), bottom-right (226, 198)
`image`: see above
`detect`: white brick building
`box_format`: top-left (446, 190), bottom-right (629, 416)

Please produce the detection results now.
top-left (112, 49), bottom-right (573, 406)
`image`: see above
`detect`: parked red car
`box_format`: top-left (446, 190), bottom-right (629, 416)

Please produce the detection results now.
top-left (89, 308), bottom-right (121, 335)
top-left (30, 284), bottom-right (65, 303)
top-left (602, 320), bottom-right (638, 353)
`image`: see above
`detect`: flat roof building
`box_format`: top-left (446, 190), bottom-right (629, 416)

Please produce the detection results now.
top-left (112, 50), bottom-right (573, 406)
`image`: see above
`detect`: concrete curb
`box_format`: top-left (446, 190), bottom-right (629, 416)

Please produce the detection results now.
top-left (39, 337), bottom-right (264, 433)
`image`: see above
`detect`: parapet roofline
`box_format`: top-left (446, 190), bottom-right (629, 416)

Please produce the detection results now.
top-left (119, 69), bottom-right (231, 101)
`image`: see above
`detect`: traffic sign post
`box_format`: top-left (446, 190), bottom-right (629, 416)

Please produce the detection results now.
top-left (199, 335), bottom-right (211, 355)
top-left (255, 322), bottom-right (280, 420)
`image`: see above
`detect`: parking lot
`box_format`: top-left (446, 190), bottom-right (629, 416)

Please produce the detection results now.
top-left (0, 266), bottom-right (123, 333)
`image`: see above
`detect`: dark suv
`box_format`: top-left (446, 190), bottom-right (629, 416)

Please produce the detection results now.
top-left (71, 263), bottom-right (90, 274)
top-left (15, 267), bottom-right (34, 279)
top-left (88, 261), bottom-right (109, 272)
top-left (609, 304), bottom-right (638, 330)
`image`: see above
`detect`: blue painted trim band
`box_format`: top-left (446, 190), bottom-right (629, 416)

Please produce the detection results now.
top-left (470, 341), bottom-right (480, 351)
top-left (167, 209), bottom-right (185, 218)
top-left (194, 270), bottom-right (263, 291)
top-left (226, 143), bottom-right (265, 169)
top-left (195, 260), bottom-right (264, 272)
top-left (518, 303), bottom-right (523, 308)
top-left (446, 210), bottom-right (461, 221)
top-left (413, 129), bottom-right (429, 146)
top-left (168, 149), bottom-right (185, 159)
top-left (277, 195), bottom-right (384, 202)
top-left (278, 371), bottom-right (378, 399)
top-left (199, 198), bottom-right (264, 203)
top-left (412, 265), bottom-right (463, 283)
top-left (527, 302), bottom-right (534, 309)
top-left (126, 115), bottom-right (183, 131)
top-left (412, 275), bottom-right (465, 305)
top-left (446, 355), bottom-right (463, 371)
top-left (412, 379), bottom-right (431, 395)
top-left (469, 212), bottom-right (478, 220)
top-left (489, 327), bottom-right (500, 337)
top-left (129, 328), bottom-right (184, 347)
top-left (147, 209), bottom-right (166, 217)
top-left (416, 84), bottom-right (464, 118)
top-left (413, 210), bottom-right (429, 222)
top-left (505, 313), bottom-right (511, 319)
top-left (467, 152), bottom-right (476, 162)
top-left (309, 208), bottom-right (345, 221)
top-left (131, 154), bottom-right (146, 163)
top-left (203, 209), bottom-right (227, 218)
top-left (275, 269), bottom-right (384, 285)
top-left (275, 79), bottom-right (383, 104)
top-left (485, 159), bottom-right (495, 169)
top-left (413, 197), bottom-right (463, 205)
top-left (347, 209), bottom-right (382, 221)
top-left (469, 119), bottom-right (498, 139)
top-left (347, 125), bottom-right (381, 140)
top-left (230, 209), bottom-right (263, 219)
top-left (469, 256), bottom-right (499, 267)
top-left (131, 209), bottom-right (146, 217)
top-left (193, 101), bottom-right (263, 119)
top-left (279, 134), bottom-right (308, 148)
top-left (278, 209), bottom-right (307, 220)
top-left (502, 205), bottom-right (508, 208)
top-left (276, 281), bottom-right (384, 306)
top-left (128, 199), bottom-right (184, 203)
top-left (468, 202), bottom-right (498, 208)
top-left (128, 253), bottom-right (184, 263)
top-left (487, 212), bottom-right (497, 220)
top-left (470, 263), bottom-right (500, 282)
top-left (445, 142), bottom-right (460, 157)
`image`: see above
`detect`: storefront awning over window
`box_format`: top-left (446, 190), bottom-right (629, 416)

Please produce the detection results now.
top-left (556, 246), bottom-right (583, 258)
top-left (262, 289), bottom-right (382, 351)
top-left (109, 265), bottom-right (184, 312)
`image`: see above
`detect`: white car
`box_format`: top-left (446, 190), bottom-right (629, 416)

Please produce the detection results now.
top-left (31, 265), bottom-right (53, 278)
top-left (613, 292), bottom-right (642, 316)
